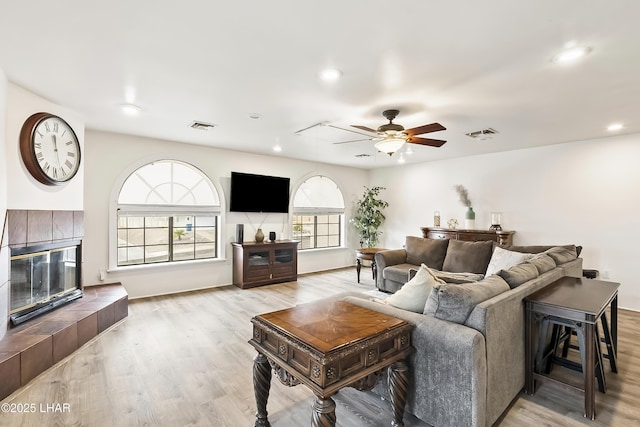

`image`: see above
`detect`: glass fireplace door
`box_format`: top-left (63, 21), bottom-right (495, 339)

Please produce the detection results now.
top-left (10, 246), bottom-right (78, 313)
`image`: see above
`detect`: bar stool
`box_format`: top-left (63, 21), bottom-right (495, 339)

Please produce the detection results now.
top-left (558, 311), bottom-right (617, 373)
top-left (535, 315), bottom-right (610, 393)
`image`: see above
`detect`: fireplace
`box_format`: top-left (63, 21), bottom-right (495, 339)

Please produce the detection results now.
top-left (9, 241), bottom-right (83, 325)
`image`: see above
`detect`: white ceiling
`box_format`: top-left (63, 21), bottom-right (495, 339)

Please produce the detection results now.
top-left (1, 1), bottom-right (639, 169)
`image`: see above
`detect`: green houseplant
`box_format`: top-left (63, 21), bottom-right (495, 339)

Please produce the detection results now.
top-left (351, 186), bottom-right (389, 248)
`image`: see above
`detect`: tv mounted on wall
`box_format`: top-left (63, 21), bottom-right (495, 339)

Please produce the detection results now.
top-left (229, 172), bottom-right (290, 213)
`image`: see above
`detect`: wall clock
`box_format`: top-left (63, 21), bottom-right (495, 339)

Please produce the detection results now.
top-left (19, 112), bottom-right (81, 186)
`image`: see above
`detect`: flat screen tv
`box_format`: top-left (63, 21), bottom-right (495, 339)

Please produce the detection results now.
top-left (230, 172), bottom-right (290, 213)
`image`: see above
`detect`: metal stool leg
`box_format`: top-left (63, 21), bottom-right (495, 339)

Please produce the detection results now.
top-left (600, 312), bottom-right (618, 373)
top-left (594, 323), bottom-right (606, 393)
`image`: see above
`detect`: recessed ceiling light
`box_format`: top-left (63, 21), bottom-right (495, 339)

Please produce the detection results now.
top-left (551, 46), bottom-right (591, 64)
top-left (120, 103), bottom-right (141, 115)
top-left (607, 123), bottom-right (624, 132)
top-left (273, 145), bottom-right (282, 152)
top-left (319, 68), bottom-right (343, 81)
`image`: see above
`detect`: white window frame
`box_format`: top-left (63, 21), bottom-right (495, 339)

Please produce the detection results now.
top-left (108, 157), bottom-right (225, 270)
top-left (291, 175), bottom-right (345, 251)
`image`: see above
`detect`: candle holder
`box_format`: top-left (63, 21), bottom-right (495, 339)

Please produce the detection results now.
top-left (490, 212), bottom-right (502, 231)
top-left (434, 211), bottom-right (441, 227)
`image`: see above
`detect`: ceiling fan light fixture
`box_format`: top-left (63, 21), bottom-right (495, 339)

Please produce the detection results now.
top-left (375, 136), bottom-right (405, 156)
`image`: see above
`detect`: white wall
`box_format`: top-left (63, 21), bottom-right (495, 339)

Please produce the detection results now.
top-left (0, 68), bottom-right (8, 341)
top-left (371, 133), bottom-right (640, 311)
top-left (84, 129), bottom-right (368, 298)
top-left (5, 83), bottom-right (84, 210)
top-left (1, 82), bottom-right (85, 341)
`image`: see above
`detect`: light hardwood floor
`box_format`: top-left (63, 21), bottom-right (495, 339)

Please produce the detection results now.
top-left (1, 268), bottom-right (639, 426)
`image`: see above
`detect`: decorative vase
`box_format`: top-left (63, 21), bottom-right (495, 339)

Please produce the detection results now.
top-left (434, 211), bottom-right (441, 227)
top-left (464, 207), bottom-right (476, 229)
top-left (255, 228), bottom-right (265, 243)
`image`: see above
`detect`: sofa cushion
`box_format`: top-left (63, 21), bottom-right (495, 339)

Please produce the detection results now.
top-left (432, 270), bottom-right (485, 284)
top-left (545, 245), bottom-right (578, 264)
top-left (383, 263), bottom-right (417, 285)
top-left (498, 262), bottom-right (539, 288)
top-left (485, 246), bottom-right (535, 277)
top-left (423, 275), bottom-right (510, 324)
top-left (507, 244), bottom-right (582, 257)
top-left (442, 240), bottom-right (494, 274)
top-left (385, 264), bottom-right (445, 313)
top-left (528, 253), bottom-right (556, 274)
top-left (405, 236), bottom-right (449, 269)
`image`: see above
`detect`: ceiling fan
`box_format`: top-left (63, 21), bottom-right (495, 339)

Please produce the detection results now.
top-left (339, 109), bottom-right (447, 155)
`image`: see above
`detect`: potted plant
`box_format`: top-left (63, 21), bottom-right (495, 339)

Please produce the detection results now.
top-left (351, 186), bottom-right (389, 248)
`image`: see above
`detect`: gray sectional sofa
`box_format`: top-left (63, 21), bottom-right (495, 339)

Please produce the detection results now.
top-left (335, 237), bottom-right (583, 427)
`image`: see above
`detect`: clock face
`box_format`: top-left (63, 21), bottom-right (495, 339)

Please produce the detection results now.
top-left (20, 113), bottom-right (81, 185)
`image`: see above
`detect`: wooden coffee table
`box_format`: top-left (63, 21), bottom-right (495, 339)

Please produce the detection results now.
top-left (249, 300), bottom-right (414, 427)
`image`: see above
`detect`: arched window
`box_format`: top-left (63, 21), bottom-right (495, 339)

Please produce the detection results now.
top-left (291, 175), bottom-right (344, 250)
top-left (116, 160), bottom-right (220, 266)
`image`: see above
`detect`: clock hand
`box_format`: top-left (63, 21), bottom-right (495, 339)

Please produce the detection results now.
top-left (52, 134), bottom-right (62, 169)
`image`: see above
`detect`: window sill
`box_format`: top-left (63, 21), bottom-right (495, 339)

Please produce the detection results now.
top-left (107, 257), bottom-right (226, 274)
top-left (298, 246), bottom-right (348, 253)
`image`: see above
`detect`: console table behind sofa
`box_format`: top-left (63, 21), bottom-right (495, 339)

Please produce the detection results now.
top-left (421, 227), bottom-right (515, 247)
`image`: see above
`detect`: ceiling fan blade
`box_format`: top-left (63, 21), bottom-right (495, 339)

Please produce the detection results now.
top-left (351, 125), bottom-right (379, 134)
top-left (406, 136), bottom-right (447, 147)
top-left (333, 137), bottom-right (374, 145)
top-left (404, 123), bottom-right (446, 136)
top-left (324, 123), bottom-right (375, 138)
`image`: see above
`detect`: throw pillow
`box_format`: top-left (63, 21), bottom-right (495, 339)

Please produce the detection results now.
top-left (442, 240), bottom-right (494, 274)
top-left (423, 275), bottom-right (510, 324)
top-left (528, 253), bottom-right (556, 274)
top-left (498, 262), bottom-right (539, 289)
top-left (385, 264), bottom-right (445, 313)
top-left (405, 236), bottom-right (449, 270)
top-left (485, 246), bottom-right (535, 277)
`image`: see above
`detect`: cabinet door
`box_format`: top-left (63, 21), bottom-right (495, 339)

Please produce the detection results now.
top-left (272, 247), bottom-right (295, 278)
top-left (246, 250), bottom-right (271, 280)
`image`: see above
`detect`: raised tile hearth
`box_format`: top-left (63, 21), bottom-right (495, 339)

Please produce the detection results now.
top-left (0, 283), bottom-right (127, 400)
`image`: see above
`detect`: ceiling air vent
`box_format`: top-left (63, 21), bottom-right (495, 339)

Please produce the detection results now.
top-left (465, 128), bottom-right (498, 140)
top-left (189, 120), bottom-right (216, 131)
